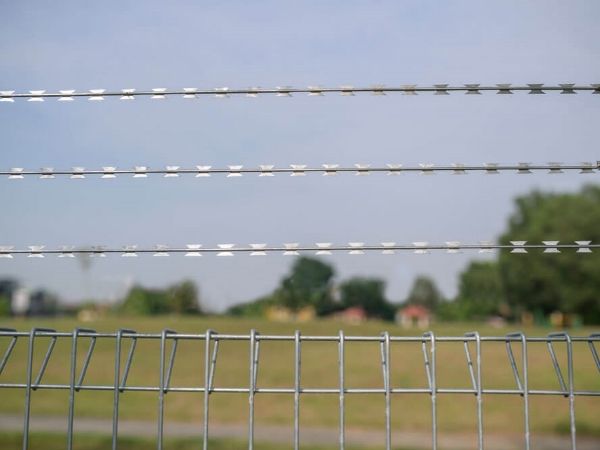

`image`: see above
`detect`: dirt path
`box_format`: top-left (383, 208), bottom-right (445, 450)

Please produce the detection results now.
top-left (1, 414), bottom-right (598, 449)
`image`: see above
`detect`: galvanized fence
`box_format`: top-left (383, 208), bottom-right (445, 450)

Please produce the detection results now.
top-left (1, 328), bottom-right (599, 450)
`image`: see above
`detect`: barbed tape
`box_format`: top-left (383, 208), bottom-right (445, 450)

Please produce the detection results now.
top-left (1, 84), bottom-right (599, 102)
top-left (0, 241), bottom-right (596, 258)
top-left (3, 162), bottom-right (598, 179)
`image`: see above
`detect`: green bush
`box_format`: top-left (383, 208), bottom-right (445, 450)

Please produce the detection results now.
top-left (0, 295), bottom-right (11, 316)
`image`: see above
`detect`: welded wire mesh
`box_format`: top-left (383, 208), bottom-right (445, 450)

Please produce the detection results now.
top-left (0, 328), bottom-right (599, 450)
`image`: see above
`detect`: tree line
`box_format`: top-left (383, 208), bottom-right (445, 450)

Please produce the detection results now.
top-left (230, 185), bottom-right (600, 324)
top-left (2, 185), bottom-right (598, 323)
top-left (118, 280), bottom-right (202, 315)
top-left (228, 257), bottom-right (396, 319)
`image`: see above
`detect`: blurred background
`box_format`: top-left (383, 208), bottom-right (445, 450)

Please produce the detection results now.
top-left (1, 1), bottom-right (599, 449)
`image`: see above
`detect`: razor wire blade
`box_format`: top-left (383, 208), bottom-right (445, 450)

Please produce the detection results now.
top-left (1, 84), bottom-right (600, 102)
top-left (0, 241), bottom-right (596, 259)
top-left (3, 162), bottom-right (599, 179)
top-left (0, 329), bottom-right (598, 450)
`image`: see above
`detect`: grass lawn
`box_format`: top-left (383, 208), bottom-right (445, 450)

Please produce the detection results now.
top-left (0, 316), bottom-right (599, 438)
top-left (0, 432), bottom-right (395, 450)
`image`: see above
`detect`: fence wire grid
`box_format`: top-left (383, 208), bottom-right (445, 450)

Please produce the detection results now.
top-left (0, 328), bottom-right (599, 450)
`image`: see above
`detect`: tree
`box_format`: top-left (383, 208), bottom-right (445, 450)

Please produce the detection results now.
top-left (119, 281), bottom-right (203, 315)
top-left (440, 261), bottom-right (506, 321)
top-left (0, 278), bottom-right (18, 301)
top-left (0, 278), bottom-right (18, 317)
top-left (276, 257), bottom-right (335, 314)
top-left (498, 185), bottom-right (600, 323)
top-left (227, 296), bottom-right (274, 317)
top-left (168, 280), bottom-right (201, 314)
top-left (0, 295), bottom-right (10, 317)
top-left (339, 277), bottom-right (394, 320)
top-left (405, 276), bottom-right (443, 310)
top-left (120, 286), bottom-right (170, 315)
top-left (226, 257), bottom-right (335, 317)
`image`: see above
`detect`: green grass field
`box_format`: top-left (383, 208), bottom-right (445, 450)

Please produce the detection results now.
top-left (0, 315), bottom-right (599, 440)
top-left (0, 432), bottom-right (387, 450)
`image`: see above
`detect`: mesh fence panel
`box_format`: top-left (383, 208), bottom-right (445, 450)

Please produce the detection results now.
top-left (1, 328), bottom-right (599, 449)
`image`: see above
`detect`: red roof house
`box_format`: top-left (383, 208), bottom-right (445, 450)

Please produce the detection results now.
top-left (396, 304), bottom-right (432, 328)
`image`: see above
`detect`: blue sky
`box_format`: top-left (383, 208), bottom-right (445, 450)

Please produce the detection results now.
top-left (1, 1), bottom-right (599, 311)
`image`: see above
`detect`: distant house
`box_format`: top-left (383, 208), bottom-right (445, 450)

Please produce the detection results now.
top-left (296, 306), bottom-right (316, 322)
top-left (265, 305), bottom-right (316, 322)
top-left (332, 306), bottom-right (367, 324)
top-left (396, 305), bottom-right (432, 328)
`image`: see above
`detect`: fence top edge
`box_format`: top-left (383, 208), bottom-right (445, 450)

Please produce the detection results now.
top-left (0, 329), bottom-right (598, 342)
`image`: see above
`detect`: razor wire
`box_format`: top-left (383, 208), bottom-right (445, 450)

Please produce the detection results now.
top-left (0, 241), bottom-right (598, 259)
top-left (1, 83), bottom-right (599, 102)
top-left (0, 328), bottom-right (599, 450)
top-left (2, 75), bottom-right (599, 450)
top-left (2, 162), bottom-right (599, 179)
